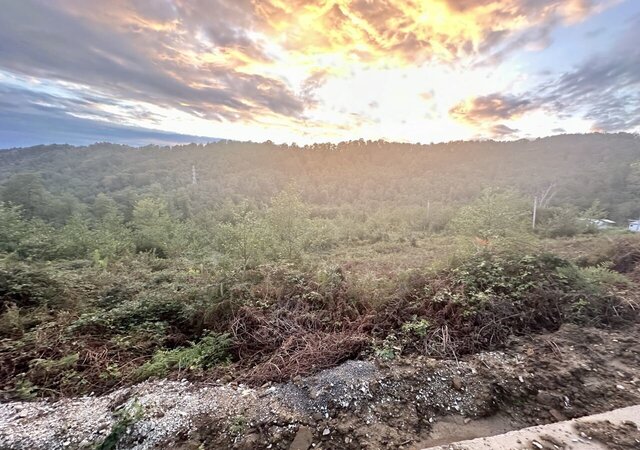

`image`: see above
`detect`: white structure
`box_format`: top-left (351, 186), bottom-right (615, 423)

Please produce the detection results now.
top-left (629, 220), bottom-right (640, 232)
top-left (584, 218), bottom-right (616, 229)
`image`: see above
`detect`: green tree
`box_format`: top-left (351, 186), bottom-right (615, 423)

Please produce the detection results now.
top-left (132, 198), bottom-right (175, 257)
top-left (581, 200), bottom-right (608, 220)
top-left (1, 173), bottom-right (47, 218)
top-left (93, 213), bottom-right (134, 263)
top-left (0, 202), bottom-right (28, 253)
top-left (540, 206), bottom-right (582, 238)
top-left (265, 188), bottom-right (310, 259)
top-left (449, 189), bottom-right (531, 246)
top-left (93, 193), bottom-right (120, 221)
top-left (53, 214), bottom-right (93, 259)
top-left (217, 203), bottom-right (267, 269)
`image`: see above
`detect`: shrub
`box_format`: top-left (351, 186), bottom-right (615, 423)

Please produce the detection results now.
top-left (136, 332), bottom-right (230, 380)
top-left (0, 267), bottom-right (63, 310)
top-left (539, 206), bottom-right (584, 237)
top-left (449, 189), bottom-right (531, 244)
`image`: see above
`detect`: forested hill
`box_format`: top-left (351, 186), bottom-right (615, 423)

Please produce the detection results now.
top-left (1, 133), bottom-right (640, 224)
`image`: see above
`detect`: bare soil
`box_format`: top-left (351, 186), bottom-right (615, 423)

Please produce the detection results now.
top-left (1, 323), bottom-right (639, 450)
top-left (575, 420), bottom-right (640, 450)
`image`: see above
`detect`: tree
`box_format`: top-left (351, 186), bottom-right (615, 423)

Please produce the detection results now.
top-left (265, 188), bottom-right (310, 260)
top-left (132, 198), bottom-right (175, 257)
top-left (93, 193), bottom-right (120, 221)
top-left (581, 200), bottom-right (608, 220)
top-left (0, 202), bottom-right (27, 253)
top-left (52, 214), bottom-right (93, 259)
top-left (217, 203), bottom-right (267, 269)
top-left (449, 189), bottom-right (531, 247)
top-left (540, 206), bottom-right (582, 238)
top-left (1, 173), bottom-right (47, 218)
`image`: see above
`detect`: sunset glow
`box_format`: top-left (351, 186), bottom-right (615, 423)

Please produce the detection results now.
top-left (1, 0), bottom-right (639, 146)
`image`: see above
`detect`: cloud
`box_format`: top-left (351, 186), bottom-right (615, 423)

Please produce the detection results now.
top-left (490, 124), bottom-right (520, 136)
top-left (0, 0), bottom-right (306, 125)
top-left (449, 94), bottom-right (536, 124)
top-left (450, 12), bottom-right (640, 134)
top-left (0, 82), bottom-right (213, 148)
top-left (540, 14), bottom-right (640, 131)
top-left (252, 0), bottom-right (605, 65)
top-left (0, 110), bottom-right (214, 149)
top-left (0, 0), bottom-right (626, 144)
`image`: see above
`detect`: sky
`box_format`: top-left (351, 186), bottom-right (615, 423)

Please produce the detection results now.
top-left (0, 0), bottom-right (639, 147)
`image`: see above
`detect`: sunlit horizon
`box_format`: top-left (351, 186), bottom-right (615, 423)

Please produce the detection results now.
top-left (1, 0), bottom-right (639, 147)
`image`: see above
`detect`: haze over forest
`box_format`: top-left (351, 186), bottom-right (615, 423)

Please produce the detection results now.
top-left (2, 2), bottom-right (640, 449)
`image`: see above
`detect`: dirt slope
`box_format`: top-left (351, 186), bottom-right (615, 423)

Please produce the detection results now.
top-left (1, 323), bottom-right (639, 450)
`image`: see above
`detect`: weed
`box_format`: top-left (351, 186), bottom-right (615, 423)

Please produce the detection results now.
top-left (96, 400), bottom-right (143, 450)
top-left (374, 334), bottom-right (400, 360)
top-left (135, 332), bottom-right (230, 380)
top-left (229, 415), bottom-right (247, 436)
top-left (13, 377), bottom-right (37, 400)
top-left (401, 318), bottom-right (431, 338)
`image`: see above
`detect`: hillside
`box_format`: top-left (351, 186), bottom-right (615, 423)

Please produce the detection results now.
top-left (1, 133), bottom-right (639, 224)
top-left (1, 133), bottom-right (640, 449)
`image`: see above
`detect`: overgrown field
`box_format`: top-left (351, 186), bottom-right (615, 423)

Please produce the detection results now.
top-left (2, 135), bottom-right (640, 401)
top-left (2, 233), bottom-right (638, 400)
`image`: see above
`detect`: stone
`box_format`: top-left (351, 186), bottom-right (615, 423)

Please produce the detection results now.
top-left (549, 409), bottom-right (567, 422)
top-left (451, 376), bottom-right (464, 391)
top-left (536, 391), bottom-right (557, 406)
top-left (289, 426), bottom-right (314, 450)
top-left (238, 433), bottom-right (260, 450)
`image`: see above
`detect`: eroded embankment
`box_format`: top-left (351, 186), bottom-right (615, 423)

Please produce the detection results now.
top-left (1, 323), bottom-right (639, 450)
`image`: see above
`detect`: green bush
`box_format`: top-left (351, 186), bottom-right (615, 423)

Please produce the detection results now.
top-left (0, 267), bottom-right (63, 310)
top-left (136, 332), bottom-right (230, 380)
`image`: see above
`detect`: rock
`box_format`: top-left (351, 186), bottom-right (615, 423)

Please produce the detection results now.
top-left (311, 412), bottom-right (324, 422)
top-left (238, 433), bottom-right (260, 450)
top-left (452, 376), bottom-right (463, 391)
top-left (289, 426), bottom-right (314, 450)
top-left (322, 428), bottom-right (331, 436)
top-left (549, 409), bottom-right (567, 422)
top-left (220, 374), bottom-right (233, 383)
top-left (536, 391), bottom-right (557, 406)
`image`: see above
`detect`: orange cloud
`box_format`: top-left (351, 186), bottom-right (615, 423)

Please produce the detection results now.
top-left (0, 0), bottom-right (620, 143)
top-left (449, 94), bottom-right (537, 125)
top-left (248, 0), bottom-right (606, 65)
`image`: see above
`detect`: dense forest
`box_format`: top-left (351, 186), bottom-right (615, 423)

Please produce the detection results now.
top-left (1, 133), bottom-right (640, 407)
top-left (1, 132), bottom-right (639, 223)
